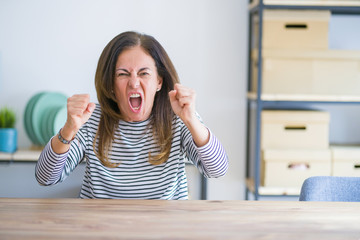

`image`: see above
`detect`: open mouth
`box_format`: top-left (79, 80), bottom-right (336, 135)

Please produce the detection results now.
top-left (129, 93), bottom-right (142, 112)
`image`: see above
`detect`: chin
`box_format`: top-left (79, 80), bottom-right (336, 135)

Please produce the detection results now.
top-left (126, 113), bottom-right (147, 122)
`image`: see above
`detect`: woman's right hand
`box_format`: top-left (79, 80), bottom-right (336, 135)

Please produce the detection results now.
top-left (62, 94), bottom-right (96, 141)
top-left (51, 94), bottom-right (95, 154)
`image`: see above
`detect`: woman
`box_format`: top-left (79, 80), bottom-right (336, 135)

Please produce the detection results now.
top-left (36, 31), bottom-right (228, 199)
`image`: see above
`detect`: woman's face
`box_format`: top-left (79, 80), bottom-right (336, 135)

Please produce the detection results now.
top-left (114, 45), bottom-right (162, 122)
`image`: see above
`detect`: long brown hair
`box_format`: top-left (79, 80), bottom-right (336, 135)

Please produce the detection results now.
top-left (94, 31), bottom-right (179, 167)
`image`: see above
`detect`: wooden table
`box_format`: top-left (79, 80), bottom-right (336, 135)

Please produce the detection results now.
top-left (0, 198), bottom-right (359, 240)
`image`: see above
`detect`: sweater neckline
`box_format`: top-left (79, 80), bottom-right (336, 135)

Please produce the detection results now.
top-left (118, 117), bottom-right (151, 127)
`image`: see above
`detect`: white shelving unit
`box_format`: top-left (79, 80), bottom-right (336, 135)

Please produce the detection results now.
top-left (246, 0), bottom-right (360, 200)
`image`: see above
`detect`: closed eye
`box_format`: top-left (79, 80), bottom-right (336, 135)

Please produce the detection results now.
top-left (115, 68), bottom-right (130, 77)
top-left (138, 67), bottom-right (152, 77)
top-left (117, 73), bottom-right (129, 76)
top-left (139, 72), bottom-right (150, 76)
top-left (116, 71), bottom-right (130, 77)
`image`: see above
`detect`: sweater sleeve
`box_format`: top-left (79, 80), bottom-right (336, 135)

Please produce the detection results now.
top-left (35, 130), bottom-right (86, 186)
top-left (181, 123), bottom-right (229, 178)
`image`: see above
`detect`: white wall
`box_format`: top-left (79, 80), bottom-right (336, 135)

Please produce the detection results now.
top-left (0, 0), bottom-right (248, 200)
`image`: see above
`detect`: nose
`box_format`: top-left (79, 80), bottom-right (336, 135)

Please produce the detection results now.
top-left (128, 74), bottom-right (140, 89)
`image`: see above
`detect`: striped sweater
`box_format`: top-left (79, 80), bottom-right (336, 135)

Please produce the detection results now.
top-left (35, 104), bottom-right (228, 199)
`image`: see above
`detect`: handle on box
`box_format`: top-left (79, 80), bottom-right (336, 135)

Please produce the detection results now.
top-left (354, 164), bottom-right (360, 169)
top-left (285, 23), bottom-right (308, 29)
top-left (284, 125), bottom-right (306, 131)
top-left (288, 163), bottom-right (310, 170)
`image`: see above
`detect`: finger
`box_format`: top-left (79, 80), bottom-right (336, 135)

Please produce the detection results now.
top-left (178, 95), bottom-right (194, 107)
top-left (169, 90), bottom-right (182, 115)
top-left (69, 94), bottom-right (90, 102)
top-left (175, 88), bottom-right (195, 103)
top-left (168, 90), bottom-right (178, 102)
top-left (82, 102), bottom-right (96, 121)
top-left (86, 102), bottom-right (96, 114)
top-left (174, 85), bottom-right (194, 99)
top-left (67, 94), bottom-right (90, 115)
top-left (173, 84), bottom-right (187, 98)
top-left (174, 83), bottom-right (181, 91)
top-left (70, 94), bottom-right (90, 106)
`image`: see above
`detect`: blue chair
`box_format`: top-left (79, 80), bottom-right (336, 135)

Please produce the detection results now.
top-left (299, 176), bottom-right (360, 202)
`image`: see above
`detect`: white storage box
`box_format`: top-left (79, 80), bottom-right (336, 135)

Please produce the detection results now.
top-left (252, 49), bottom-right (360, 96)
top-left (331, 145), bottom-right (360, 177)
top-left (261, 149), bottom-right (332, 188)
top-left (256, 9), bottom-right (330, 50)
top-left (261, 110), bottom-right (330, 149)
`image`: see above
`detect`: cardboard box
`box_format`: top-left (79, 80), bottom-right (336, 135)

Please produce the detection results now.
top-left (252, 49), bottom-right (360, 96)
top-left (261, 110), bottom-right (330, 149)
top-left (331, 145), bottom-right (360, 177)
top-left (261, 148), bottom-right (332, 188)
top-left (255, 9), bottom-right (330, 50)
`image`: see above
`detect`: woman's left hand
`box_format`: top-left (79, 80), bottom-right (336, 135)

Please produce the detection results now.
top-left (169, 83), bottom-right (210, 147)
top-left (168, 83), bottom-right (196, 125)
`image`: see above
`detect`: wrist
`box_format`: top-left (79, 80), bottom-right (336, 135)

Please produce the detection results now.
top-left (182, 113), bottom-right (198, 129)
top-left (57, 128), bottom-right (75, 145)
top-left (184, 117), bottom-right (210, 147)
top-left (59, 124), bottom-right (77, 142)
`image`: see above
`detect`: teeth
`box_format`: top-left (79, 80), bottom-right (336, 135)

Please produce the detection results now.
top-left (130, 93), bottom-right (140, 98)
top-left (129, 93), bottom-right (141, 111)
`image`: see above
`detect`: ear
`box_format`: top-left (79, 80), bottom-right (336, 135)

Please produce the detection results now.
top-left (157, 77), bottom-right (163, 91)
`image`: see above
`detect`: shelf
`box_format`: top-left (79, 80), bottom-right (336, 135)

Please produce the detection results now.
top-left (0, 150), bottom-right (208, 200)
top-left (253, 0), bottom-right (360, 6)
top-left (247, 92), bottom-right (360, 103)
top-left (253, 48), bottom-right (360, 59)
top-left (0, 152), bottom-right (12, 161)
top-left (249, 0), bottom-right (360, 14)
top-left (0, 150), bottom-right (193, 164)
top-left (0, 149), bottom-right (42, 162)
top-left (246, 178), bottom-right (301, 196)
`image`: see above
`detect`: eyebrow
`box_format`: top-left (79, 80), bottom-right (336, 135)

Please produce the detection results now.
top-left (115, 68), bottom-right (129, 73)
top-left (115, 67), bottom-right (151, 73)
